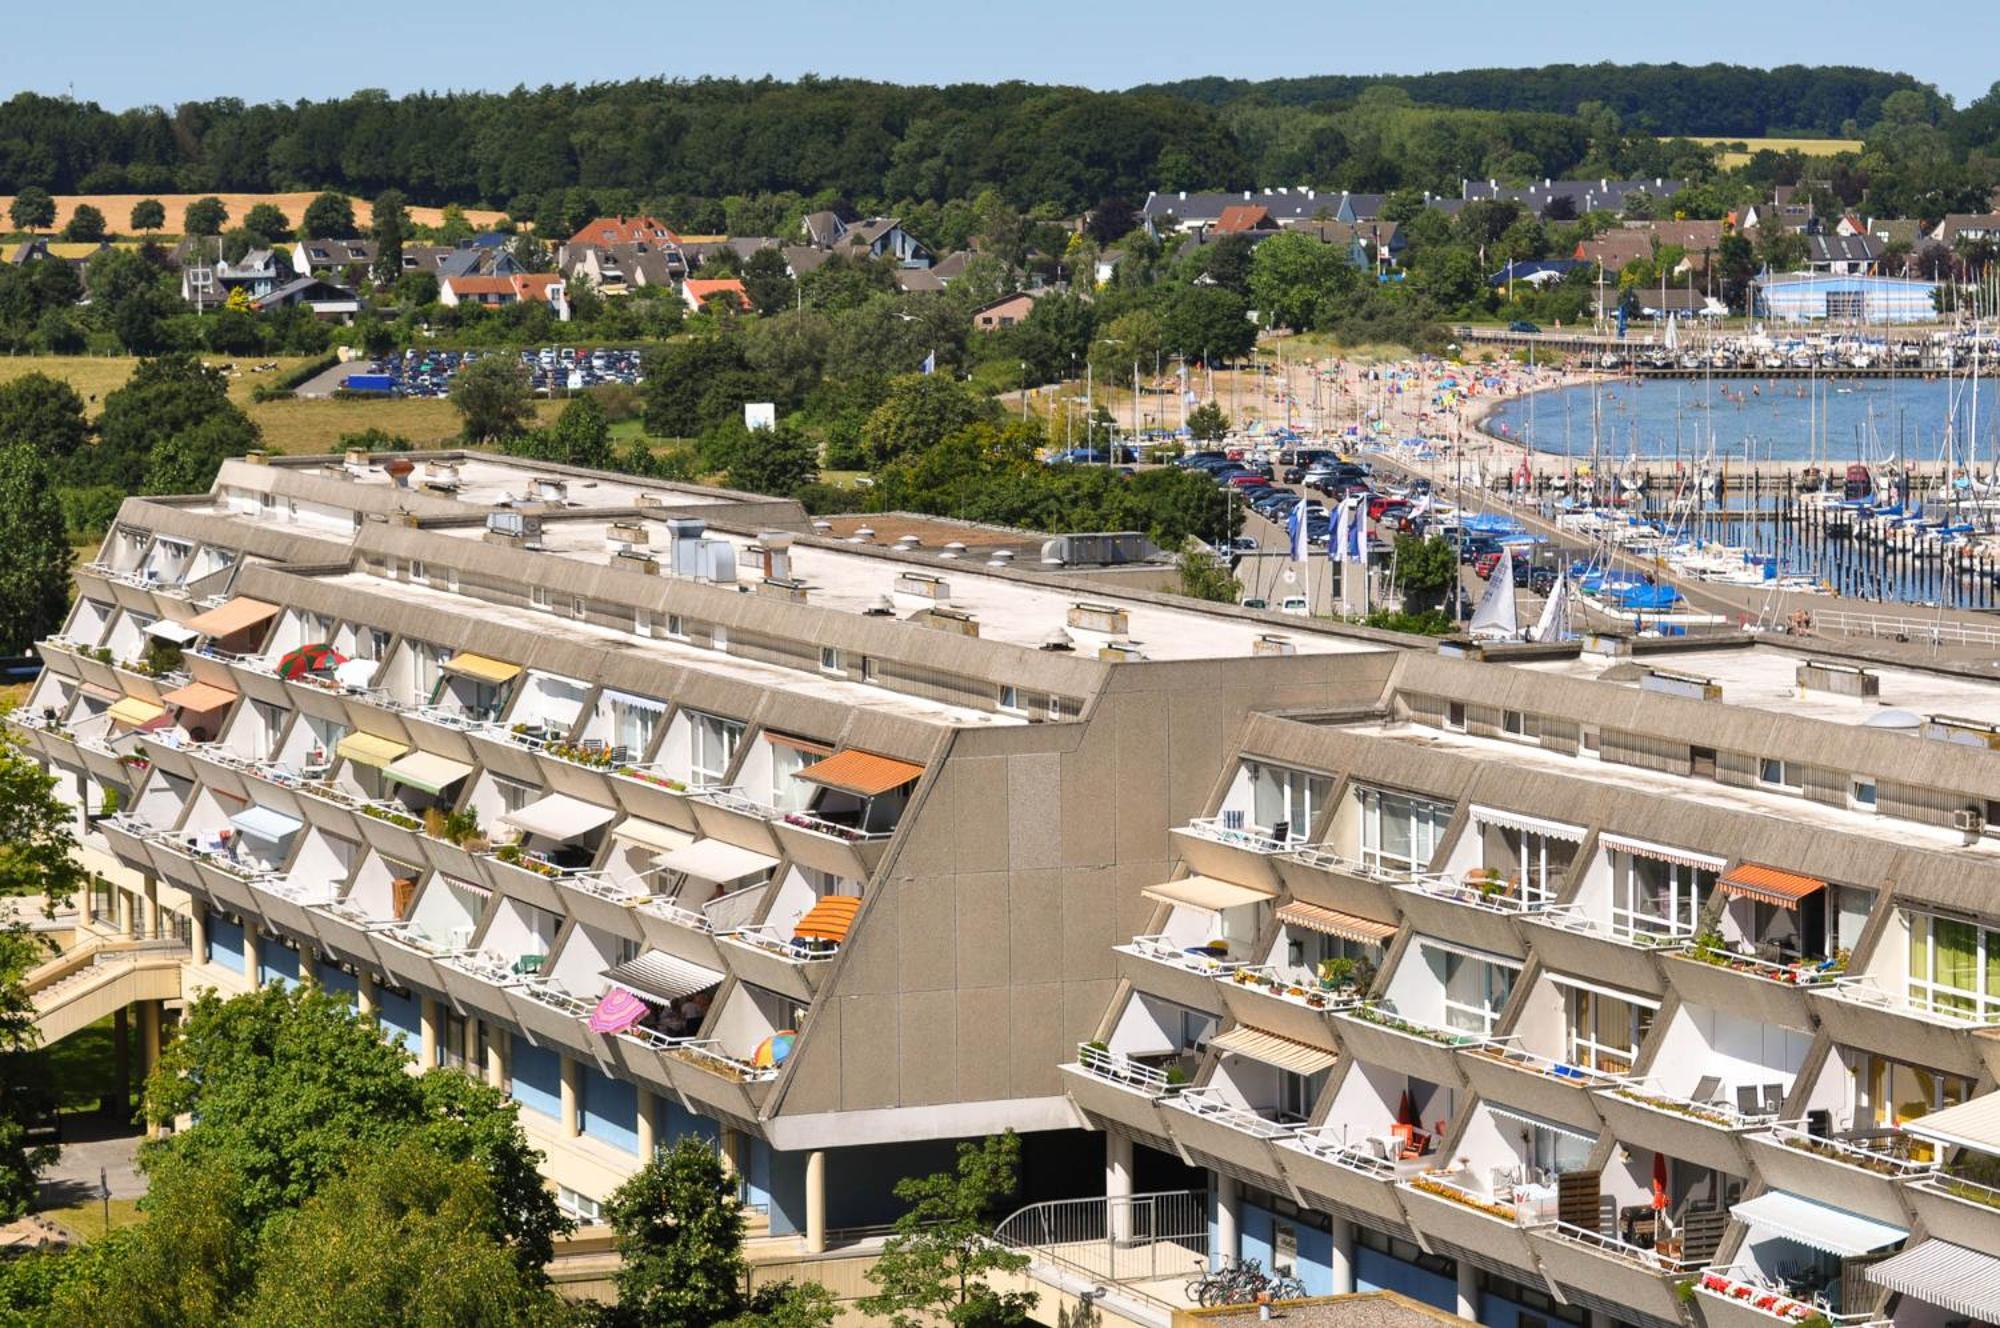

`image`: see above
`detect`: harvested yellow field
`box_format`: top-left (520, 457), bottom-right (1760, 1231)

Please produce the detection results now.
top-left (1675, 136), bottom-right (1865, 167)
top-left (0, 354), bottom-right (311, 408)
top-left (0, 193), bottom-right (506, 235)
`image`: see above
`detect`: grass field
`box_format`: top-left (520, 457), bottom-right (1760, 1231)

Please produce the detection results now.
top-left (44, 1014), bottom-right (137, 1116)
top-left (1676, 136), bottom-right (1865, 167)
top-left (0, 354), bottom-right (310, 410)
top-left (0, 192), bottom-right (505, 235)
top-left (38, 1197), bottom-right (145, 1240)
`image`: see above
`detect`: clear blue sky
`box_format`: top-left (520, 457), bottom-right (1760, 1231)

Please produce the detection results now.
top-left (13, 1), bottom-right (1997, 108)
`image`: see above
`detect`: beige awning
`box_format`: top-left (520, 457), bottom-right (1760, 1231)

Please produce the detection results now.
top-left (107, 697), bottom-right (166, 728)
top-left (337, 732), bottom-right (409, 769)
top-left (160, 681), bottom-right (237, 712)
top-left (500, 793), bottom-right (616, 843)
top-left (1276, 900), bottom-right (1397, 944)
top-left (440, 652), bottom-right (521, 685)
top-left (1141, 875), bottom-right (1273, 912)
top-left (183, 597), bottom-right (280, 639)
top-left (1600, 833), bottom-right (1726, 873)
top-left (610, 818), bottom-right (696, 855)
top-left (1906, 1093), bottom-right (2000, 1154)
top-left (1210, 1025), bottom-right (1338, 1075)
top-left (655, 838), bottom-right (778, 884)
top-left (383, 750), bottom-right (475, 795)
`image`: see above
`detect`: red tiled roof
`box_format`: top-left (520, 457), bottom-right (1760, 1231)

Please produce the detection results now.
top-left (1215, 204), bottom-right (1272, 233)
top-left (684, 278), bottom-right (750, 309)
top-left (567, 215), bottom-right (680, 248)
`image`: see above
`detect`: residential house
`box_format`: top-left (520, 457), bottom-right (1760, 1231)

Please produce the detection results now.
top-left (971, 291), bottom-right (1041, 330)
top-left (1931, 213), bottom-right (2000, 249)
top-left (832, 218), bottom-right (933, 269)
top-left (1807, 233), bottom-right (1880, 275)
top-left (292, 238), bottom-right (377, 278)
top-left (1140, 188), bottom-right (1379, 237)
top-left (181, 244), bottom-right (291, 309)
top-left (1214, 205), bottom-right (1278, 235)
top-left (565, 216), bottom-right (680, 252)
top-left (681, 277), bottom-right (750, 313)
top-left (251, 277), bottom-right (361, 320)
top-left (439, 273), bottom-right (569, 320)
top-left (1296, 220), bottom-right (1404, 270)
top-left (565, 242), bottom-right (682, 294)
top-left (1463, 176), bottom-right (1684, 216)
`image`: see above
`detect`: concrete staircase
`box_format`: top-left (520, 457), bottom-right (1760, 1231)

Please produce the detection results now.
top-left (26, 939), bottom-right (186, 1045)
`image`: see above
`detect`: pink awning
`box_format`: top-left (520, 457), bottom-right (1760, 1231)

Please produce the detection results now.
top-left (587, 987), bottom-right (650, 1034)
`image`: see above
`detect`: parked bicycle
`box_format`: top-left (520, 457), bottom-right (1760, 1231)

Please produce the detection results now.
top-left (1185, 1256), bottom-right (1309, 1307)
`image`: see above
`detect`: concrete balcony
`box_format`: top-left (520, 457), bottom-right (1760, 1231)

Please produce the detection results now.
top-left (353, 802), bottom-right (426, 859)
top-left (1388, 873), bottom-right (1542, 962)
top-left (1327, 1003), bottom-right (1487, 1087)
top-left (1662, 949), bottom-right (1841, 1032)
top-left (183, 743), bottom-right (252, 802)
top-left (1273, 845), bottom-right (1402, 921)
top-left (96, 815), bottom-right (156, 871)
top-left (1527, 1224), bottom-right (1701, 1328)
top-left (1457, 1038), bottom-right (1616, 1136)
top-left (1168, 818), bottom-right (1286, 894)
top-left (373, 923), bottom-right (455, 994)
top-left (287, 777), bottom-right (365, 842)
top-left (33, 638), bottom-right (85, 682)
top-left (436, 950), bottom-right (533, 1018)
top-left (1806, 979), bottom-right (1997, 1082)
top-left (500, 981), bottom-right (597, 1057)
top-left (1591, 1078), bottom-right (1762, 1176)
top-left (769, 812), bottom-right (890, 883)
top-left (134, 730), bottom-right (197, 782)
top-left (1274, 1128), bottom-right (1424, 1231)
top-left (463, 724), bottom-right (548, 787)
top-left (1692, 1268), bottom-right (1881, 1328)
top-left (1112, 935), bottom-right (1234, 1017)
top-left (248, 877), bottom-right (337, 943)
top-left (1215, 967), bottom-right (1353, 1053)
top-left (304, 900), bottom-right (393, 970)
top-left (141, 835), bottom-right (206, 895)
top-left (1060, 1045), bottom-right (1186, 1153)
top-left (1902, 1170), bottom-right (2000, 1255)
top-left (1739, 1122), bottom-right (1930, 1227)
top-left (604, 766), bottom-right (699, 834)
top-left (717, 927), bottom-right (834, 1004)
top-left (75, 736), bottom-right (142, 793)
top-left (1514, 911), bottom-right (1672, 1000)
top-left (415, 832), bottom-right (488, 887)
top-left (663, 1038), bottom-right (778, 1121)
top-left (553, 873), bottom-right (648, 943)
top-left (1394, 1171), bottom-right (1551, 1278)
top-left (689, 789), bottom-right (783, 858)
top-left (1161, 1087), bottom-right (1293, 1180)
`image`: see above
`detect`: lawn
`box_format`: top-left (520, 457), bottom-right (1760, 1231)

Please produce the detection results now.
top-left (36, 1197), bottom-right (145, 1240)
top-left (44, 1014), bottom-right (137, 1116)
top-left (0, 354), bottom-right (311, 410)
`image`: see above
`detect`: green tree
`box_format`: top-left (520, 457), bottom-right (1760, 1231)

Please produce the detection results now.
top-left (300, 191), bottom-right (356, 239)
top-left (143, 409), bottom-right (260, 496)
top-left (516, 392), bottom-right (614, 469)
top-left (219, 226), bottom-right (259, 264)
top-left (1159, 285), bottom-right (1256, 361)
top-left (182, 195), bottom-right (228, 237)
top-left (726, 420), bottom-right (819, 496)
top-left (1390, 533), bottom-right (1460, 615)
top-left (370, 190), bottom-right (409, 288)
top-left (1175, 538), bottom-right (1242, 603)
top-left (46, 1151), bottom-right (255, 1327)
top-left (740, 246), bottom-right (795, 315)
top-left (1186, 400), bottom-right (1230, 442)
top-left (59, 204), bottom-right (105, 244)
top-left (603, 1138), bottom-right (747, 1328)
top-left (6, 189), bottom-right (53, 234)
top-left (234, 1142), bottom-right (574, 1328)
top-left (1249, 231), bottom-right (1357, 331)
top-left (0, 445), bottom-right (75, 653)
top-left (450, 354), bottom-right (535, 444)
top-left (860, 1132), bottom-right (1035, 1328)
top-left (128, 198), bottom-right (166, 235)
top-left (0, 373), bottom-right (89, 459)
top-left (863, 375), bottom-right (995, 469)
top-left (242, 202), bottom-right (292, 245)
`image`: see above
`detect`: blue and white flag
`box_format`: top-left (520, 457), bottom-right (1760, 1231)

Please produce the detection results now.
top-left (1347, 502), bottom-right (1368, 563)
top-left (1286, 501), bottom-right (1308, 562)
top-left (920, 351), bottom-right (936, 375)
top-left (1330, 498), bottom-right (1353, 566)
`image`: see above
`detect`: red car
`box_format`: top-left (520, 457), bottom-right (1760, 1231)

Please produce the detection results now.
top-left (1367, 495), bottom-right (1406, 520)
top-left (1474, 551), bottom-right (1504, 580)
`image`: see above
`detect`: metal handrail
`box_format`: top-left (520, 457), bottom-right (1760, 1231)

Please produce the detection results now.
top-left (1183, 817), bottom-right (1289, 853)
top-left (1123, 934), bottom-right (1244, 975)
top-left (1073, 1042), bottom-right (1183, 1096)
top-left (1283, 1127), bottom-right (1417, 1176)
top-left (1465, 1036), bottom-right (1621, 1086)
top-left (1336, 1001), bottom-right (1494, 1048)
top-left (1281, 843), bottom-right (1418, 884)
top-left (724, 923), bottom-right (839, 963)
top-left (1168, 1087), bottom-right (1299, 1139)
top-left (1604, 1076), bottom-right (1775, 1129)
top-left (1758, 1121), bottom-right (1936, 1177)
top-left (1547, 1221), bottom-right (1698, 1272)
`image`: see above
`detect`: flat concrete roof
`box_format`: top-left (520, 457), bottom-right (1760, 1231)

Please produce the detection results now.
top-left (435, 516), bottom-right (1382, 662)
top-left (1345, 716), bottom-right (2000, 862)
top-left (322, 570), bottom-right (1024, 730)
top-left (1519, 643), bottom-right (2000, 730)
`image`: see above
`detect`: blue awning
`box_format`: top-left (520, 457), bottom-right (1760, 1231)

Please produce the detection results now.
top-left (229, 806), bottom-right (303, 843)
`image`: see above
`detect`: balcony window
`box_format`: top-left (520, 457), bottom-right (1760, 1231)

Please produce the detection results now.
top-left (1469, 807), bottom-right (1581, 902)
top-left (1849, 777), bottom-right (1877, 812)
top-left (1357, 787), bottom-right (1450, 874)
top-left (1247, 763), bottom-right (1330, 843)
top-left (1852, 1051), bottom-right (1975, 1131)
top-left (1758, 757), bottom-right (1803, 791)
top-left (1501, 709), bottom-right (1537, 740)
top-left (1562, 981), bottom-right (1655, 1075)
top-left (689, 712), bottom-right (744, 788)
top-left (1906, 912), bottom-right (2000, 1021)
top-left (1607, 838), bottom-right (1719, 941)
top-left (1438, 950), bottom-right (1517, 1036)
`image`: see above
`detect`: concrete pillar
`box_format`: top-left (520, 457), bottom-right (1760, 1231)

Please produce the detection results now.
top-left (635, 1088), bottom-right (657, 1157)
top-left (356, 971), bottom-right (376, 1017)
top-left (419, 995), bottom-right (439, 1068)
top-left (189, 902), bottom-right (207, 959)
top-left (1588, 1311), bottom-right (1614, 1328)
top-left (142, 875), bottom-right (161, 939)
top-left (1105, 1131), bottom-right (1134, 1243)
top-left (718, 1126), bottom-right (740, 1178)
top-left (485, 1027), bottom-right (507, 1090)
top-left (141, 1000), bottom-right (165, 1139)
top-left (242, 927), bottom-right (262, 983)
top-left (1330, 1215), bottom-right (1356, 1295)
top-left (1214, 1172), bottom-right (1241, 1267)
top-left (112, 1006), bottom-right (130, 1116)
top-left (461, 1015), bottom-right (480, 1074)
top-left (1455, 1261), bottom-right (1479, 1322)
top-left (804, 1150), bottom-right (827, 1255)
top-left (560, 1055), bottom-right (581, 1136)
top-left (115, 888), bottom-right (134, 938)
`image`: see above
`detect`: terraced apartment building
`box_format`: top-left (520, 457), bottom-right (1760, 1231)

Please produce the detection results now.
top-left (13, 449), bottom-right (1393, 1248)
top-left (1074, 638), bottom-right (2000, 1328)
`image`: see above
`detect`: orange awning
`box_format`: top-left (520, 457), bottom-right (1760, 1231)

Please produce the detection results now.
top-left (763, 731), bottom-right (833, 757)
top-left (1277, 900), bottom-right (1398, 944)
top-left (160, 681), bottom-right (238, 712)
top-left (183, 597), bottom-right (280, 640)
top-left (793, 895), bottom-right (861, 943)
top-left (798, 749), bottom-right (925, 798)
top-left (1718, 863), bottom-right (1826, 910)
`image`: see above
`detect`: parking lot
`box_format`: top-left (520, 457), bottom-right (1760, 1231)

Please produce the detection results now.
top-left (333, 346), bottom-right (647, 397)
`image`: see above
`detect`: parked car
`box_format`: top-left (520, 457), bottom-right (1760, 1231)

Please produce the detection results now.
top-left (1528, 567), bottom-right (1558, 595)
top-left (1508, 320), bottom-right (1541, 334)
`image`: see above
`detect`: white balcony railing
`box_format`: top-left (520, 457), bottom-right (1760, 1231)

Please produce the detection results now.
top-left (1168, 1087), bottom-right (1299, 1139)
top-left (1182, 817), bottom-right (1291, 854)
top-left (1757, 1121), bottom-right (1936, 1178)
top-left (1466, 1036), bottom-right (1622, 1087)
top-left (1398, 871), bottom-right (1555, 916)
top-left (1073, 1042), bottom-right (1185, 1097)
top-left (1284, 1126), bottom-right (1426, 1177)
top-left (1605, 1076), bottom-right (1779, 1129)
top-left (1122, 934), bottom-right (1245, 977)
top-left (1820, 975), bottom-right (2000, 1027)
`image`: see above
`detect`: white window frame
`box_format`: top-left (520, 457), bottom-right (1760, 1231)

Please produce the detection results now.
top-left (666, 614), bottom-right (686, 640)
top-left (572, 596), bottom-right (587, 619)
top-left (410, 560), bottom-right (426, 584)
top-left (531, 585), bottom-right (551, 610)
top-left (998, 685), bottom-right (1021, 713)
top-left (1758, 757), bottom-right (1803, 791)
top-left (1444, 700), bottom-right (1467, 732)
top-left (820, 646), bottom-right (844, 677)
top-left (635, 609), bottom-right (653, 638)
top-left (1356, 786), bottom-right (1451, 874)
top-left (859, 656), bottom-right (877, 684)
top-left (1609, 850), bottom-right (1712, 941)
top-left (1849, 777), bottom-right (1877, 813)
top-left (1905, 911), bottom-right (2000, 1021)
top-left (1501, 709), bottom-right (1537, 741)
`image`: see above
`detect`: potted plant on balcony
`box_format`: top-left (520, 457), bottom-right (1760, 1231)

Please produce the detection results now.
top-left (1317, 957), bottom-right (1356, 992)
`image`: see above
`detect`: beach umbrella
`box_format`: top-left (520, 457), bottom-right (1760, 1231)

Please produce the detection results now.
top-left (587, 988), bottom-right (649, 1035)
top-left (276, 644), bottom-right (346, 680)
top-left (753, 1031), bottom-right (798, 1068)
top-left (1650, 1151), bottom-right (1669, 1210)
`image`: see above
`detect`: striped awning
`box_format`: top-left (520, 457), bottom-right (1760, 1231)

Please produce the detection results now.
top-left (793, 895), bottom-right (861, 943)
top-left (1276, 900), bottom-right (1396, 944)
top-left (1903, 1092), bottom-right (2000, 1153)
top-left (604, 950), bottom-right (724, 1004)
top-left (798, 749), bottom-right (925, 797)
top-left (1718, 864), bottom-right (1826, 910)
top-left (1730, 1190), bottom-right (1906, 1257)
top-left (107, 697), bottom-right (166, 728)
top-left (1209, 1025), bottom-right (1337, 1075)
top-left (336, 732), bottom-right (409, 769)
top-left (440, 652), bottom-right (520, 685)
top-left (1142, 875), bottom-right (1274, 912)
top-left (1470, 805), bottom-right (1586, 843)
top-left (1486, 1103), bottom-right (1598, 1146)
top-left (1867, 1241), bottom-right (2000, 1321)
top-left (1599, 833), bottom-right (1726, 873)
top-left (161, 681), bottom-right (237, 712)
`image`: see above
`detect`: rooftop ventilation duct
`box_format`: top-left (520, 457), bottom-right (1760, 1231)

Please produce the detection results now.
top-left (1040, 628), bottom-right (1074, 652)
